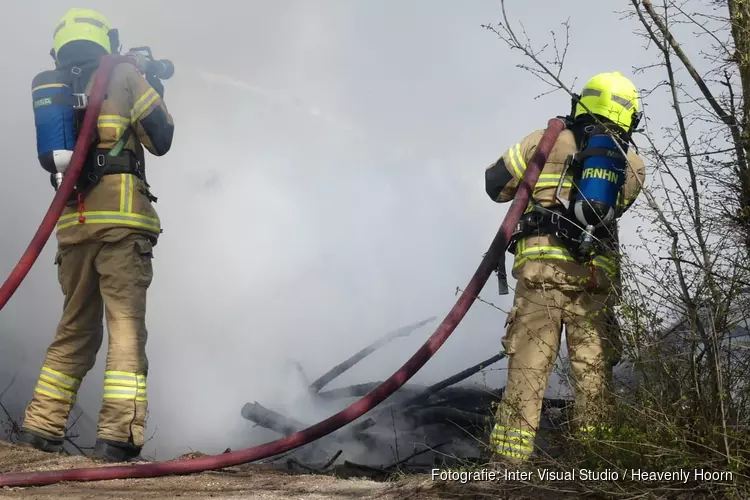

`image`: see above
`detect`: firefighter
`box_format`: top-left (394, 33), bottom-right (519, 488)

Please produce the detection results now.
top-left (18, 8), bottom-right (174, 462)
top-left (484, 72), bottom-right (646, 464)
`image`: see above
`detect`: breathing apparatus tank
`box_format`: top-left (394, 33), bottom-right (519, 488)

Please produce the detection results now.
top-left (572, 124), bottom-right (628, 252)
top-left (31, 70), bottom-right (84, 176)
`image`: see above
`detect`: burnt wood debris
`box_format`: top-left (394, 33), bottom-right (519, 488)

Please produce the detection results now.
top-left (241, 317), bottom-right (574, 478)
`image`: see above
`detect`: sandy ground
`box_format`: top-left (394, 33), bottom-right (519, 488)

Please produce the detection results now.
top-left (0, 441), bottom-right (721, 499)
top-left (0, 441), bottom-right (552, 500)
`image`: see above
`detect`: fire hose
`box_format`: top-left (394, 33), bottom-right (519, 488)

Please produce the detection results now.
top-left (0, 52), bottom-right (566, 484)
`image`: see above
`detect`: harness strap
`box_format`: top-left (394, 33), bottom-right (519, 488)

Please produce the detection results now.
top-left (507, 206), bottom-right (617, 260)
top-left (64, 149), bottom-right (158, 206)
top-left (40, 93), bottom-right (83, 108)
top-left (497, 251), bottom-right (509, 295)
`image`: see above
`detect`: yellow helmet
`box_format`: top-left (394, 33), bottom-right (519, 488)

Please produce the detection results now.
top-left (53, 8), bottom-right (115, 57)
top-left (574, 72), bottom-right (640, 131)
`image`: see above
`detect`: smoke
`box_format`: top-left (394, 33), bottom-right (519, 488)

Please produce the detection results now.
top-left (137, 66), bottom-right (509, 458)
top-left (193, 68), bottom-right (361, 136)
top-left (0, 0), bottom-right (660, 461)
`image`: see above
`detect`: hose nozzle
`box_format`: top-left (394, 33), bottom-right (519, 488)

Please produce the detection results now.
top-left (125, 46), bottom-right (174, 80)
top-left (147, 59), bottom-right (174, 80)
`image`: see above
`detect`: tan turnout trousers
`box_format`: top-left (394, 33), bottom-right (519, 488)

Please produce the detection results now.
top-left (490, 277), bottom-right (621, 463)
top-left (22, 232), bottom-right (153, 447)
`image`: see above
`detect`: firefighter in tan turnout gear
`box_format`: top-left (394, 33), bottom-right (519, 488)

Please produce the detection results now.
top-left (484, 72), bottom-right (646, 464)
top-left (19, 9), bottom-right (174, 462)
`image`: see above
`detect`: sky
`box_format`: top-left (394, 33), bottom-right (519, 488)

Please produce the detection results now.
top-left (0, 0), bottom-right (697, 459)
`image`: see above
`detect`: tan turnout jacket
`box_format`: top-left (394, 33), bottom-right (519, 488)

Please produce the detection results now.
top-left (489, 128), bottom-right (646, 292)
top-left (51, 61), bottom-right (173, 246)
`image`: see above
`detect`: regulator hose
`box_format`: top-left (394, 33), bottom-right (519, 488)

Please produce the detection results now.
top-left (0, 118), bottom-right (566, 486)
top-left (0, 55), bottom-right (124, 312)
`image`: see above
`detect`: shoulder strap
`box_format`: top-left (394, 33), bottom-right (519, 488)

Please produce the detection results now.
top-left (53, 60), bottom-right (100, 96)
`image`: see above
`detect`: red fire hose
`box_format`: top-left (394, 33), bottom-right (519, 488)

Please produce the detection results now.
top-left (0, 104), bottom-right (564, 485)
top-left (0, 55), bottom-right (124, 312)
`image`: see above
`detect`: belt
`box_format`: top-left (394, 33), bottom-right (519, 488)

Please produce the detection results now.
top-left (90, 149), bottom-right (144, 180)
top-left (61, 149), bottom-right (157, 205)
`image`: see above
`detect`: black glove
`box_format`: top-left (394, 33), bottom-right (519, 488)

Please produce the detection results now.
top-left (147, 74), bottom-right (165, 98)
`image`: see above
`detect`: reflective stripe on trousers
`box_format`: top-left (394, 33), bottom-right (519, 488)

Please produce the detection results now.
top-left (33, 365), bottom-right (81, 403)
top-left (103, 371), bottom-right (147, 402)
top-left (490, 424), bottom-right (534, 461)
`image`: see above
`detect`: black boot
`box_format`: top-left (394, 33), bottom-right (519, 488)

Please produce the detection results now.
top-left (17, 429), bottom-right (64, 453)
top-left (93, 439), bottom-right (142, 462)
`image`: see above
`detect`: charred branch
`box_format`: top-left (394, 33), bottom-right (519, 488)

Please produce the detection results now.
top-left (401, 406), bottom-right (488, 429)
top-left (286, 450), bottom-right (343, 473)
top-left (241, 402), bottom-right (307, 436)
top-left (397, 352), bottom-right (506, 409)
top-left (308, 316), bottom-right (437, 393)
top-left (241, 402), bottom-right (376, 444)
top-left (317, 382), bottom-right (423, 401)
